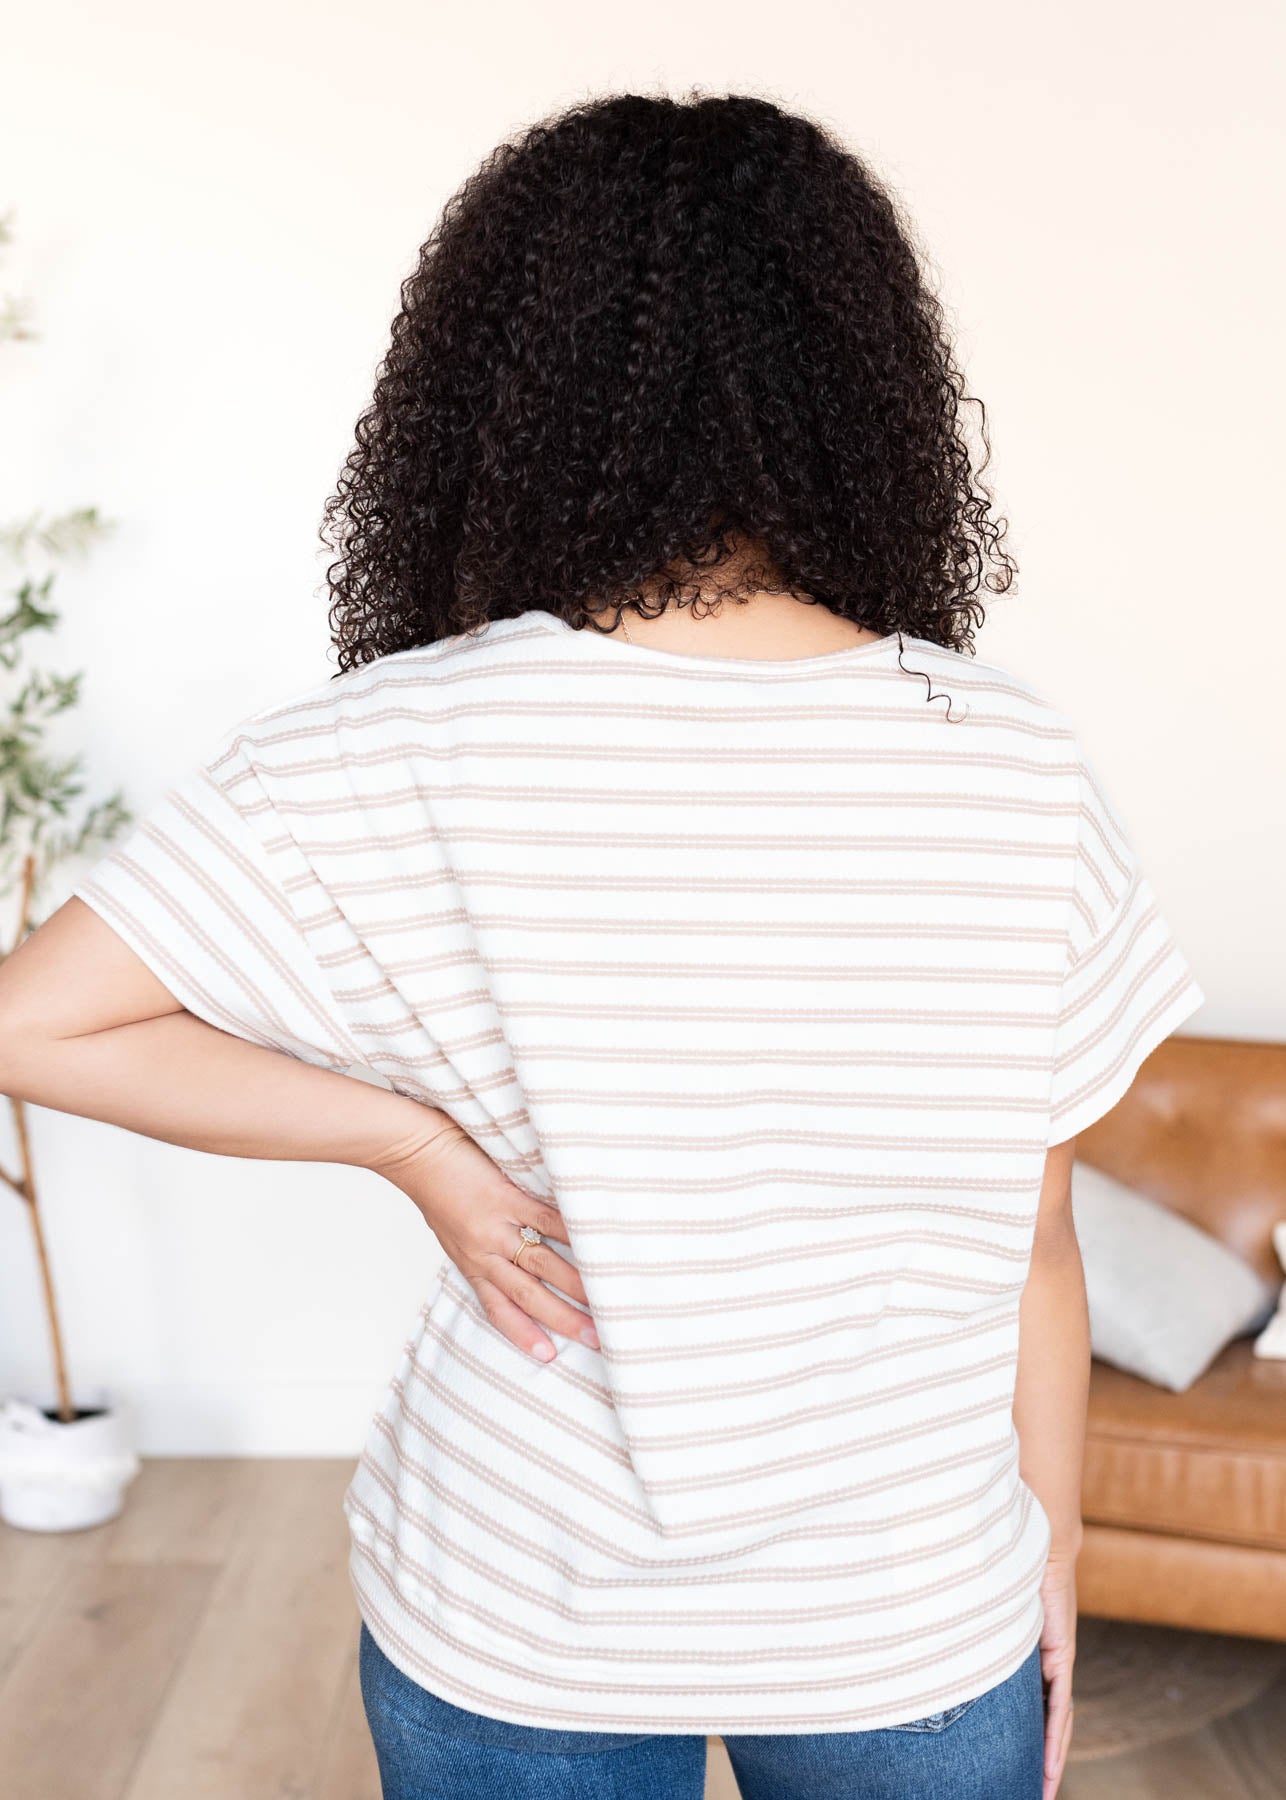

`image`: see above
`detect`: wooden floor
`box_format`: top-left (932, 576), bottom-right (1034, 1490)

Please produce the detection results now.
top-left (0, 1459), bottom-right (1282, 1799)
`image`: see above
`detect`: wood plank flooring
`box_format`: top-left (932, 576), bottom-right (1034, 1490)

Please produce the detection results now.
top-left (0, 1459), bottom-right (1280, 1799)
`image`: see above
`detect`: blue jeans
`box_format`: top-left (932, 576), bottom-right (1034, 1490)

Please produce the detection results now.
top-left (358, 1622), bottom-right (1045, 1798)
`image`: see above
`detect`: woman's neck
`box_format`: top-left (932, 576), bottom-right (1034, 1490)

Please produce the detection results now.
top-left (589, 589), bottom-right (887, 662)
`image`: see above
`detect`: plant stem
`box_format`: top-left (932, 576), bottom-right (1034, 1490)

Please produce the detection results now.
top-left (10, 1095), bottom-right (74, 1422)
top-left (7, 851), bottom-right (75, 1423)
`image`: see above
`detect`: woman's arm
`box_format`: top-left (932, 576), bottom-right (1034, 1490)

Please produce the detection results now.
top-left (0, 900), bottom-right (454, 1168)
top-left (0, 897), bottom-right (594, 1358)
top-left (1013, 1133), bottom-right (1088, 1798)
top-left (1015, 1137), bottom-right (1088, 1558)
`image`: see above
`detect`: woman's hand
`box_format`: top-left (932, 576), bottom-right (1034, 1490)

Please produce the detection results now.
top-left (1038, 1553), bottom-right (1077, 1798)
top-left (374, 1114), bottom-right (598, 1362)
top-left (1012, 1140), bottom-right (1086, 1798)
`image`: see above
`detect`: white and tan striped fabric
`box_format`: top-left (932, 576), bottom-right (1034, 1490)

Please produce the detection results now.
top-left (72, 611), bottom-right (1205, 1733)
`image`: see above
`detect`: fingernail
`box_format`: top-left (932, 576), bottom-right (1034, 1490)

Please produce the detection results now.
top-left (531, 1340), bottom-right (555, 1361)
top-left (579, 1324), bottom-right (600, 1350)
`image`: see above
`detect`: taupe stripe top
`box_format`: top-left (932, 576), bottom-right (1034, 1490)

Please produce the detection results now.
top-left (73, 611), bottom-right (1205, 1732)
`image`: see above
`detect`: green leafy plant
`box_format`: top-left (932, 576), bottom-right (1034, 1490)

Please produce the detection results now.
top-left (1, 211), bottom-right (132, 1423)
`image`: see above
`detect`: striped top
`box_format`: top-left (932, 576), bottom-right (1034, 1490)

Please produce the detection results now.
top-left (73, 611), bottom-right (1206, 1734)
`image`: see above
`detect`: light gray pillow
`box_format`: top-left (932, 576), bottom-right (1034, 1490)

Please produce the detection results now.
top-left (1070, 1163), bottom-right (1277, 1392)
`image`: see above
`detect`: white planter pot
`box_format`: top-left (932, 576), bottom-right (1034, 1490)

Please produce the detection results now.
top-left (0, 1393), bottom-right (140, 1532)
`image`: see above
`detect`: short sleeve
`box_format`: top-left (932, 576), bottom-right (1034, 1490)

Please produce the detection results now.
top-left (1047, 743), bottom-right (1206, 1146)
top-left (69, 722), bottom-right (361, 1074)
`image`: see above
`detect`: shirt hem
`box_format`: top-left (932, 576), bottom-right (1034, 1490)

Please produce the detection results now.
top-left (346, 1537), bottom-right (1045, 1738)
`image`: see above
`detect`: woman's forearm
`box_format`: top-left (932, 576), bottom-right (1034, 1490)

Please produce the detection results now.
top-left (1013, 1182), bottom-right (1091, 1560)
top-left (0, 906), bottom-right (590, 1357)
top-left (0, 1009), bottom-right (452, 1178)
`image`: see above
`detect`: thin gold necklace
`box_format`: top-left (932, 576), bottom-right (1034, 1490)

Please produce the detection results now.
top-left (618, 611), bottom-right (635, 644)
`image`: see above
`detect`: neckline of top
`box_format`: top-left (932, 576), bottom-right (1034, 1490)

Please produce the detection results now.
top-left (519, 610), bottom-right (905, 672)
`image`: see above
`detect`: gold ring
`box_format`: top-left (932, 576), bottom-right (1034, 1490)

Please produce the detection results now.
top-left (513, 1224), bottom-right (542, 1268)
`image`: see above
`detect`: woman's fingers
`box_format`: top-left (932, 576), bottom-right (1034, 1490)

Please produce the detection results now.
top-left (488, 1255), bottom-right (600, 1350)
top-left (506, 1193), bottom-right (590, 1303)
top-left (509, 1237), bottom-right (590, 1308)
top-left (466, 1197), bottom-right (599, 1359)
top-left (435, 1177), bottom-right (596, 1359)
top-left (517, 1197), bottom-right (573, 1247)
top-left (470, 1276), bottom-right (561, 1362)
top-left (1043, 1666), bottom-right (1073, 1798)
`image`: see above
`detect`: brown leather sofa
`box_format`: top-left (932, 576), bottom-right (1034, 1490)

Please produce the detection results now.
top-left (1075, 1033), bottom-right (1286, 1641)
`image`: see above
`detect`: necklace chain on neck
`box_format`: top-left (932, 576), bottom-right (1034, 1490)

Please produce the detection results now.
top-left (618, 610), bottom-right (634, 644)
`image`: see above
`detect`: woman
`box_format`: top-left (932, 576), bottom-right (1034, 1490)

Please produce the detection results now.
top-left (0, 91), bottom-right (1204, 1799)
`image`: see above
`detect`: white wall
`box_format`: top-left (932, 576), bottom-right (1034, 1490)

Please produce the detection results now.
top-left (2, 0), bottom-right (1281, 1452)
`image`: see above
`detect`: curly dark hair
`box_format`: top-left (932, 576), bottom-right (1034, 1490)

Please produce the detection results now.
top-left (320, 89), bottom-right (1015, 673)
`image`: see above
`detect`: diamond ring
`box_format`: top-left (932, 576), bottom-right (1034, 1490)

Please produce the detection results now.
top-left (513, 1224), bottom-right (542, 1269)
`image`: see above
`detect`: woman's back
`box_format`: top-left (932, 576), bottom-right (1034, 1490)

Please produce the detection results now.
top-left (70, 607), bottom-right (1203, 1732)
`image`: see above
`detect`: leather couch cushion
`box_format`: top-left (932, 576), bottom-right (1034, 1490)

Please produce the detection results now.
top-left (1083, 1337), bottom-right (1286, 1550)
top-left (1078, 1525), bottom-right (1286, 1640)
